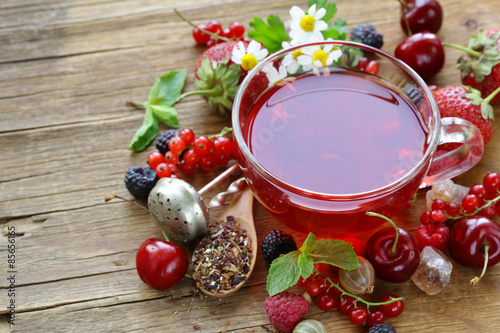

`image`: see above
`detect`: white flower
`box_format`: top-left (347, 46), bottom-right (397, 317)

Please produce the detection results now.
top-left (297, 41), bottom-right (343, 72)
top-left (262, 64), bottom-right (288, 86)
top-left (289, 4), bottom-right (328, 45)
top-left (231, 40), bottom-right (268, 71)
top-left (281, 41), bottom-right (303, 74)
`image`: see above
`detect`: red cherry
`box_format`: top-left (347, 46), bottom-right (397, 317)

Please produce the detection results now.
top-left (348, 306), bottom-right (368, 325)
top-left (229, 21), bottom-right (245, 39)
top-left (136, 238), bottom-right (189, 290)
top-left (400, 0), bottom-right (443, 35)
top-left (379, 294), bottom-right (404, 318)
top-left (148, 151), bottom-right (166, 169)
top-left (192, 24), bottom-right (210, 45)
top-left (394, 31), bottom-right (445, 80)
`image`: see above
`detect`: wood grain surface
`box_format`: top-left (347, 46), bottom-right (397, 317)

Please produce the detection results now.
top-left (1, 0), bottom-right (500, 332)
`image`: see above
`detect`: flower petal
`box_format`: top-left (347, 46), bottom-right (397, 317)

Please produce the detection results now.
top-left (247, 40), bottom-right (259, 55)
top-left (315, 20), bottom-right (328, 31)
top-left (255, 49), bottom-right (269, 60)
top-left (290, 6), bottom-right (305, 21)
top-left (308, 4), bottom-right (317, 17)
top-left (314, 7), bottom-right (326, 20)
top-left (297, 55), bottom-right (311, 65)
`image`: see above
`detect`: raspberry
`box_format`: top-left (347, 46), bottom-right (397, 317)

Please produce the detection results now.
top-left (350, 23), bottom-right (384, 49)
top-left (368, 323), bottom-right (397, 333)
top-left (263, 292), bottom-right (310, 333)
top-left (416, 222), bottom-right (449, 252)
top-left (261, 230), bottom-right (297, 264)
top-left (155, 129), bottom-right (180, 155)
top-left (124, 167), bottom-right (158, 199)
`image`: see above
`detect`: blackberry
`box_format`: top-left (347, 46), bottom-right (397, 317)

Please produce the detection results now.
top-left (368, 323), bottom-right (397, 333)
top-left (156, 129), bottom-right (180, 155)
top-left (350, 24), bottom-right (384, 49)
top-left (261, 230), bottom-right (297, 264)
top-left (124, 167), bottom-right (158, 199)
top-left (404, 84), bottom-right (424, 108)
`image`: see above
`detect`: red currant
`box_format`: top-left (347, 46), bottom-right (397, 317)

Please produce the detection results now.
top-left (229, 21), bottom-right (245, 38)
top-left (212, 136), bottom-right (233, 159)
top-left (469, 184), bottom-right (487, 202)
top-left (198, 154), bottom-right (216, 172)
top-left (366, 309), bottom-right (385, 327)
top-left (316, 292), bottom-right (336, 311)
top-left (431, 209), bottom-right (446, 223)
top-left (306, 280), bottom-right (321, 297)
top-left (220, 27), bottom-right (233, 39)
top-left (179, 160), bottom-right (196, 176)
top-left (431, 199), bottom-right (446, 211)
top-left (193, 136), bottom-right (213, 156)
top-left (155, 163), bottom-right (171, 178)
top-left (296, 276), bottom-right (312, 288)
top-left (183, 149), bottom-right (199, 165)
top-left (206, 20), bottom-right (222, 34)
top-left (179, 128), bottom-right (195, 146)
top-left (337, 295), bottom-right (356, 315)
top-left (485, 190), bottom-right (499, 201)
top-left (462, 194), bottom-right (480, 213)
top-left (168, 136), bottom-right (186, 154)
top-left (206, 38), bottom-right (217, 48)
top-left (165, 151), bottom-right (179, 165)
top-left (496, 201), bottom-right (500, 216)
top-left (446, 202), bottom-right (461, 217)
top-left (214, 153), bottom-right (232, 166)
top-left (192, 24), bottom-right (210, 45)
top-left (348, 306), bottom-right (368, 325)
top-left (480, 204), bottom-right (496, 219)
top-left (483, 172), bottom-right (500, 193)
top-left (420, 211), bottom-right (432, 225)
top-left (379, 294), bottom-right (404, 318)
top-left (148, 151), bottom-right (166, 169)
top-left (166, 163), bottom-right (179, 176)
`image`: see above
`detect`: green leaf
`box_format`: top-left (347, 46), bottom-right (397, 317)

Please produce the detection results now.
top-left (148, 69), bottom-right (187, 106)
top-left (129, 106), bottom-right (159, 151)
top-left (297, 251), bottom-right (314, 279)
top-left (248, 15), bottom-right (289, 54)
top-left (299, 233), bottom-right (317, 253)
top-left (267, 251), bottom-right (301, 296)
top-left (322, 19), bottom-right (347, 40)
top-left (308, 0), bottom-right (337, 22)
top-left (148, 104), bottom-right (180, 128)
top-left (311, 239), bottom-right (358, 270)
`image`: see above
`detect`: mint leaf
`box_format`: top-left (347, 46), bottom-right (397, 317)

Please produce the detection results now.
top-left (322, 18), bottom-right (347, 40)
top-left (248, 15), bottom-right (288, 54)
top-left (148, 69), bottom-right (187, 106)
top-left (148, 104), bottom-right (180, 128)
top-left (129, 106), bottom-right (159, 151)
top-left (311, 239), bottom-right (358, 270)
top-left (267, 251), bottom-right (301, 296)
top-left (308, 0), bottom-right (337, 22)
top-left (297, 251), bottom-right (314, 279)
top-left (299, 233), bottom-right (317, 253)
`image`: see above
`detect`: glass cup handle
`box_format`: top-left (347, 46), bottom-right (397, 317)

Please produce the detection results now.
top-left (420, 117), bottom-right (484, 188)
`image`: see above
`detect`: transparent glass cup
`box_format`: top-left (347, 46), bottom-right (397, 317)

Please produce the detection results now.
top-left (232, 41), bottom-right (483, 238)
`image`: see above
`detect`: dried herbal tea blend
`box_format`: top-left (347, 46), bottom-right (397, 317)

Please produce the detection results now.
top-left (192, 216), bottom-right (252, 293)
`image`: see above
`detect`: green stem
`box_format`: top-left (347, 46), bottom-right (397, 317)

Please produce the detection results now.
top-left (446, 190), bottom-right (500, 220)
top-left (397, 0), bottom-right (412, 35)
top-left (442, 43), bottom-right (482, 58)
top-left (174, 8), bottom-right (231, 43)
top-left (483, 86), bottom-right (500, 105)
top-left (177, 86), bottom-right (223, 102)
top-left (366, 212), bottom-right (399, 254)
top-left (209, 126), bottom-right (233, 139)
top-left (126, 101), bottom-right (146, 110)
top-left (470, 243), bottom-right (490, 285)
top-left (397, 0), bottom-right (411, 9)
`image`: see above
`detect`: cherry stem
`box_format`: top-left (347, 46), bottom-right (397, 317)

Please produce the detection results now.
top-left (446, 190), bottom-right (500, 220)
top-left (397, 0), bottom-right (411, 9)
top-left (314, 270), bottom-right (404, 312)
top-left (104, 194), bottom-right (170, 242)
top-left (366, 212), bottom-right (399, 254)
top-left (174, 8), bottom-right (231, 43)
top-left (442, 43), bottom-right (482, 58)
top-left (470, 243), bottom-right (490, 285)
top-left (126, 101), bottom-right (146, 110)
top-left (177, 86), bottom-right (223, 102)
top-left (397, 0), bottom-right (412, 35)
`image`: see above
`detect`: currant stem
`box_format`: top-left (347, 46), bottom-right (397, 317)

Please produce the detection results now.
top-left (174, 8), bottom-right (231, 43)
top-left (177, 86), bottom-right (223, 102)
top-left (470, 243), bottom-right (490, 285)
top-left (366, 212), bottom-right (399, 254)
top-left (209, 127), bottom-right (233, 139)
top-left (125, 101), bottom-right (146, 110)
top-left (442, 43), bottom-right (482, 58)
top-left (446, 190), bottom-right (500, 220)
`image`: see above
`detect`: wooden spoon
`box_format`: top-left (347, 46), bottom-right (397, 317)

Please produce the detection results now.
top-left (192, 185), bottom-right (257, 297)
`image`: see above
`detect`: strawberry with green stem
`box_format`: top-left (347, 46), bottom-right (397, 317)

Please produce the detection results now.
top-left (443, 29), bottom-right (500, 104)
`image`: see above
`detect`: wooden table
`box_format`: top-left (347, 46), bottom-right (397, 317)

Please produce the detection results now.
top-left (1, 0), bottom-right (499, 332)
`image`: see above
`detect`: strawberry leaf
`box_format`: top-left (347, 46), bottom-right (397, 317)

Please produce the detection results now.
top-left (129, 106), bottom-right (159, 151)
top-left (308, 0), bottom-right (337, 22)
top-left (267, 251), bottom-right (301, 296)
top-left (248, 15), bottom-right (289, 54)
top-left (310, 238), bottom-right (358, 270)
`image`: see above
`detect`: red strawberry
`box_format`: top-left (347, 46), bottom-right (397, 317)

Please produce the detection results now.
top-left (432, 85), bottom-right (498, 146)
top-left (445, 29), bottom-right (500, 104)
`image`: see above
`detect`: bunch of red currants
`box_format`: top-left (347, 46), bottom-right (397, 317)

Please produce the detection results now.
top-left (192, 20), bottom-right (246, 48)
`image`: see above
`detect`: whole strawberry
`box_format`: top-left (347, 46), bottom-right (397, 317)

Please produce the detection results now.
top-left (445, 29), bottom-right (500, 104)
top-left (263, 291), bottom-right (310, 333)
top-left (432, 85), bottom-right (498, 145)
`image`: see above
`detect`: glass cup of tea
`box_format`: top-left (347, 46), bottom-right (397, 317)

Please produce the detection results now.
top-left (231, 40), bottom-right (483, 238)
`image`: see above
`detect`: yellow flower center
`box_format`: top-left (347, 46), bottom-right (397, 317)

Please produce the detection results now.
top-left (241, 54), bottom-right (258, 71)
top-left (292, 49), bottom-right (303, 60)
top-left (312, 49), bottom-right (328, 67)
top-left (300, 15), bottom-right (315, 32)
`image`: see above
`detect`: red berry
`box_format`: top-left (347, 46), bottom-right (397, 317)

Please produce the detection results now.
top-left (168, 136), bottom-right (186, 154)
top-left (192, 24), bottom-right (211, 45)
top-left (432, 199), bottom-right (446, 211)
top-left (483, 172), bottom-right (500, 193)
top-left (366, 309), bottom-right (386, 327)
top-left (316, 292), bottom-right (336, 311)
top-left (155, 163), bottom-right (171, 178)
top-left (365, 60), bottom-right (379, 75)
top-left (193, 135), bottom-right (213, 155)
top-left (462, 194), bottom-right (480, 213)
top-left (420, 211), bottom-right (432, 225)
top-left (306, 280), bottom-right (321, 297)
top-left (179, 160), bottom-right (196, 176)
top-left (165, 151), bottom-right (179, 165)
top-left (206, 38), bottom-right (217, 48)
top-left (198, 154), bottom-right (216, 172)
top-left (148, 151), bottom-right (166, 169)
top-left (469, 184), bottom-right (487, 202)
top-left (183, 149), bottom-right (200, 165)
top-left (481, 204), bottom-right (497, 219)
top-left (166, 163), bottom-right (179, 176)
top-left (337, 295), bottom-right (356, 315)
top-left (485, 190), bottom-right (499, 201)
top-left (220, 27), bottom-right (233, 39)
top-left (431, 209), bottom-right (446, 223)
top-left (214, 153), bottom-right (232, 166)
top-left (296, 276), bottom-right (312, 288)
top-left (179, 128), bottom-right (195, 146)
top-left (446, 202), bottom-right (461, 217)
top-left (416, 222), bottom-right (449, 252)
top-left (212, 136), bottom-right (233, 159)
top-left (379, 294), bottom-right (404, 318)
top-left (496, 201), bottom-right (500, 216)
top-left (348, 306), bottom-right (368, 325)
top-left (206, 20), bottom-right (222, 34)
top-left (229, 21), bottom-right (245, 38)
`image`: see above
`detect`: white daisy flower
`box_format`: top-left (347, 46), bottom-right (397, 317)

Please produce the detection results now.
top-left (289, 4), bottom-right (328, 45)
top-left (281, 41), bottom-right (303, 74)
top-left (297, 41), bottom-right (343, 72)
top-left (262, 64), bottom-right (288, 86)
top-left (231, 40), bottom-right (269, 71)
